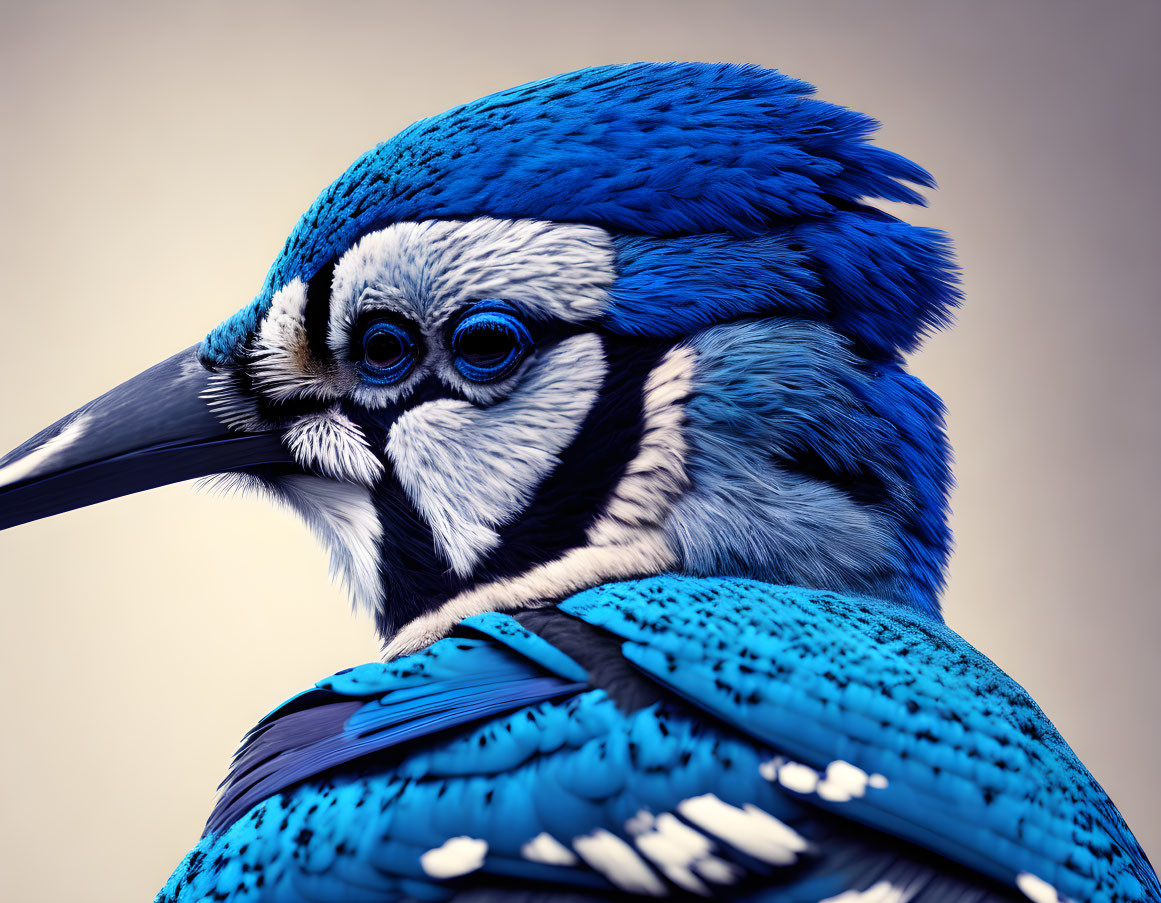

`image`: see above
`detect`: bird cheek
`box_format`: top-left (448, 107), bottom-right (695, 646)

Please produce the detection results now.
top-left (282, 408), bottom-right (384, 486)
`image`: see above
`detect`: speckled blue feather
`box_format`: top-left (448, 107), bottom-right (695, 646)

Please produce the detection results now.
top-left (159, 578), bottom-right (1157, 902)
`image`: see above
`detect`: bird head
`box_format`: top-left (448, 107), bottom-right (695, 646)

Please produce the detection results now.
top-left (0, 63), bottom-right (958, 656)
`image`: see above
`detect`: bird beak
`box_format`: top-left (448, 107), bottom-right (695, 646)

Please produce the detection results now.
top-left (0, 345), bottom-right (294, 531)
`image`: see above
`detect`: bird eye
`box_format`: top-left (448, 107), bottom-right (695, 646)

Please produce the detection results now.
top-left (451, 305), bottom-right (532, 383)
top-left (358, 321), bottom-right (418, 384)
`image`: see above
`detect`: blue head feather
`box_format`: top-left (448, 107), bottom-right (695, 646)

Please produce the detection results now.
top-left (203, 62), bottom-right (956, 364)
top-left (668, 319), bottom-right (951, 617)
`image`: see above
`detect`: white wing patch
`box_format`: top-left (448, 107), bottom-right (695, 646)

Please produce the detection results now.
top-left (763, 759), bottom-right (820, 794)
top-left (761, 757), bottom-right (888, 802)
top-left (419, 836), bottom-right (488, 879)
top-left (387, 334), bottom-right (605, 576)
top-left (1017, 872), bottom-right (1068, 903)
top-left (676, 794), bottom-right (809, 866)
top-left (520, 832), bottom-right (578, 866)
top-left (627, 809), bottom-right (740, 895)
top-left (572, 829), bottom-right (667, 896)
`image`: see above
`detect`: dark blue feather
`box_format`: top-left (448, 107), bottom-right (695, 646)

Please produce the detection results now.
top-left (202, 62), bottom-right (956, 365)
top-left (206, 636), bottom-right (586, 834)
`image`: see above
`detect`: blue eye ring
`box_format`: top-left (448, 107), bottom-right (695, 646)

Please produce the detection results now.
top-left (356, 320), bottom-right (418, 385)
top-left (451, 304), bottom-right (533, 383)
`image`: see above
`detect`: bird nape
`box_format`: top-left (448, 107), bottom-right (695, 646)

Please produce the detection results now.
top-left (0, 62), bottom-right (1154, 903)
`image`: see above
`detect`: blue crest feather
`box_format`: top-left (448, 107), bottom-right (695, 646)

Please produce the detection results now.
top-left (203, 62), bottom-right (956, 363)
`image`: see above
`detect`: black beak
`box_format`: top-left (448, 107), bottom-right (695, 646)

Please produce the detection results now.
top-left (0, 346), bottom-right (295, 531)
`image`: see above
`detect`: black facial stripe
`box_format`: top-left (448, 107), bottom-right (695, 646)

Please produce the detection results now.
top-left (370, 473), bottom-right (458, 638)
top-left (337, 388), bottom-right (472, 637)
top-left (776, 441), bottom-right (900, 513)
top-left (303, 258), bottom-right (337, 364)
top-left (471, 336), bottom-right (668, 587)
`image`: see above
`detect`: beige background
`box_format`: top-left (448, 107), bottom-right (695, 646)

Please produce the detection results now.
top-left (1, 1), bottom-right (1158, 899)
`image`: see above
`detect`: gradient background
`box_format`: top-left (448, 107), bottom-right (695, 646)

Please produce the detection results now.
top-left (1, 1), bottom-right (1158, 899)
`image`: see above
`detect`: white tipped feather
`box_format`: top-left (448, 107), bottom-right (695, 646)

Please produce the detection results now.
top-left (419, 836), bottom-right (488, 879)
top-left (629, 810), bottom-right (739, 895)
top-left (676, 794), bottom-right (808, 866)
top-left (520, 832), bottom-right (578, 866)
top-left (572, 829), bottom-right (667, 896)
top-left (1017, 872), bottom-right (1067, 903)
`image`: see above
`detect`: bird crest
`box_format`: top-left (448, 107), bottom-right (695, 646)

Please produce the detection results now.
top-left (204, 62), bottom-right (958, 365)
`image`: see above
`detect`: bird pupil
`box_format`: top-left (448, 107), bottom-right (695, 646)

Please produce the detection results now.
top-left (365, 331), bottom-right (404, 367)
top-left (459, 325), bottom-right (510, 365)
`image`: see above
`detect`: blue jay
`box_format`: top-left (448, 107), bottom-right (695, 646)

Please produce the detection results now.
top-left (0, 63), bottom-right (1155, 902)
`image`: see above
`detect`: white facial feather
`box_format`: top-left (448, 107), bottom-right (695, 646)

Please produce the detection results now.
top-left (330, 218), bottom-right (617, 409)
top-left (284, 407), bottom-right (383, 486)
top-left (382, 346), bottom-right (694, 659)
top-left (386, 334), bottom-right (606, 576)
top-left (250, 279), bottom-right (347, 403)
top-left (205, 472), bottom-right (385, 617)
top-left (330, 217), bottom-right (615, 342)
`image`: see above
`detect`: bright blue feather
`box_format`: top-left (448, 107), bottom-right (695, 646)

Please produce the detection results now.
top-left (160, 578), bottom-right (1157, 902)
top-left (201, 62), bottom-right (956, 365)
top-left (206, 634), bottom-right (586, 834)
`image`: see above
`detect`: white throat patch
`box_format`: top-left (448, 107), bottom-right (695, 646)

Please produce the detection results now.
top-left (386, 334), bottom-right (607, 576)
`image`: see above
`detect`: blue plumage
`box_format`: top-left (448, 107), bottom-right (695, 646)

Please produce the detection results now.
top-left (160, 578), bottom-right (1158, 902)
top-left (672, 319), bottom-right (950, 616)
top-left (202, 62), bottom-right (957, 366)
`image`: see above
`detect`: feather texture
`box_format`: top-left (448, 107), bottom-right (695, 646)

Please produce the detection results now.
top-left (202, 63), bottom-right (956, 365)
top-left (159, 578), bottom-right (1156, 902)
